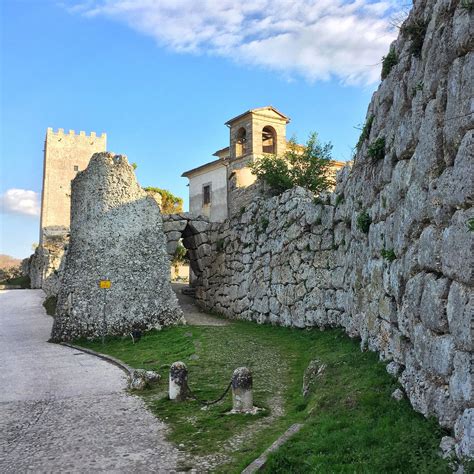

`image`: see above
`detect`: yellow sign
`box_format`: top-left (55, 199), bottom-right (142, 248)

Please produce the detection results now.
top-left (99, 280), bottom-right (111, 289)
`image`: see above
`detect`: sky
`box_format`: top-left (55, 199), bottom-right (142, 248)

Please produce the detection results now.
top-left (0, 0), bottom-right (404, 259)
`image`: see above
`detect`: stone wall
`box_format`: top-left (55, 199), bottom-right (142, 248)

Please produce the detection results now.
top-left (51, 152), bottom-right (183, 342)
top-left (196, 0), bottom-right (473, 458)
top-left (28, 226), bottom-right (68, 296)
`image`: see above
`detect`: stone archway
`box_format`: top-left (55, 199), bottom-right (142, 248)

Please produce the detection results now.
top-left (162, 214), bottom-right (211, 285)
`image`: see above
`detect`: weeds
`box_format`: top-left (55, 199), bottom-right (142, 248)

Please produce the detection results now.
top-left (368, 137), bottom-right (386, 161)
top-left (381, 47), bottom-right (398, 80)
top-left (402, 20), bottom-right (428, 58)
top-left (381, 248), bottom-right (397, 262)
top-left (356, 212), bottom-right (371, 234)
top-left (356, 115), bottom-right (374, 151)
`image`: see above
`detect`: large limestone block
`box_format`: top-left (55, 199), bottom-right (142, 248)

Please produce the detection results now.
top-left (51, 152), bottom-right (183, 342)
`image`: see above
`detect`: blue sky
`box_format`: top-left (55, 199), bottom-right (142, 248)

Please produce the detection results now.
top-left (0, 0), bottom-right (402, 258)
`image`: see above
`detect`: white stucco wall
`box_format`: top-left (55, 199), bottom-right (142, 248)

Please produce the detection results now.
top-left (188, 164), bottom-right (227, 222)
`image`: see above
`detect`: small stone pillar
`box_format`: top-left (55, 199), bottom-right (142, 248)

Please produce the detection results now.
top-left (232, 367), bottom-right (253, 412)
top-left (169, 361), bottom-right (188, 401)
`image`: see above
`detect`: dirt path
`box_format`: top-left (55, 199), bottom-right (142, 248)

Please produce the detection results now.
top-left (172, 282), bottom-right (230, 326)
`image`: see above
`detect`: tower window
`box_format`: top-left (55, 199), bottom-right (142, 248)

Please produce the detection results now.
top-left (203, 185), bottom-right (211, 205)
top-left (74, 165), bottom-right (79, 171)
top-left (236, 127), bottom-right (247, 157)
top-left (262, 126), bottom-right (276, 154)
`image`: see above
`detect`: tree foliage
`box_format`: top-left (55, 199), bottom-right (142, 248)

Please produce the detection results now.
top-left (250, 132), bottom-right (335, 195)
top-left (143, 187), bottom-right (183, 214)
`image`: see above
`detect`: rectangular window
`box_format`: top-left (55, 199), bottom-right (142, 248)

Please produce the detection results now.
top-left (203, 185), bottom-right (211, 205)
top-left (74, 165), bottom-right (79, 171)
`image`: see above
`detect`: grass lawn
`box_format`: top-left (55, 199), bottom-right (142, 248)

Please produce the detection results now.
top-left (78, 321), bottom-right (450, 473)
top-left (0, 275), bottom-right (30, 288)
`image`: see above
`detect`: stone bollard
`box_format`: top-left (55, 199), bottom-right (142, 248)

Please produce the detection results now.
top-left (232, 367), bottom-right (253, 412)
top-left (169, 361), bottom-right (188, 401)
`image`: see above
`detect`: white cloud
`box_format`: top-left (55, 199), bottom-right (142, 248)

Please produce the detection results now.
top-left (0, 189), bottom-right (40, 217)
top-left (67, 0), bottom-right (406, 85)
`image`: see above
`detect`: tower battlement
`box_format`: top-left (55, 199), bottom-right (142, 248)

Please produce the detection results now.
top-left (46, 127), bottom-right (107, 139)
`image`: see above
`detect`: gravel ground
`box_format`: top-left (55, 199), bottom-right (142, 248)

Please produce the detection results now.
top-left (0, 289), bottom-right (180, 473)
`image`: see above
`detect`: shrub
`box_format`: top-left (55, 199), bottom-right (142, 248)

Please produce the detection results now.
top-left (356, 115), bottom-right (374, 151)
top-left (381, 47), bottom-right (398, 79)
top-left (335, 194), bottom-right (344, 206)
top-left (467, 218), bottom-right (474, 232)
top-left (131, 162), bottom-right (138, 170)
top-left (381, 248), bottom-right (396, 262)
top-left (216, 239), bottom-right (225, 252)
top-left (143, 187), bottom-right (183, 214)
top-left (356, 212), bottom-right (371, 234)
top-left (368, 137), bottom-right (386, 161)
top-left (172, 241), bottom-right (188, 269)
top-left (402, 20), bottom-right (427, 58)
top-left (250, 132), bottom-right (335, 195)
top-left (260, 217), bottom-right (270, 233)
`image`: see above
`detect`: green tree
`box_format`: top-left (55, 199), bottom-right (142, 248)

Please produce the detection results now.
top-left (143, 187), bottom-right (183, 214)
top-left (250, 132), bottom-right (335, 195)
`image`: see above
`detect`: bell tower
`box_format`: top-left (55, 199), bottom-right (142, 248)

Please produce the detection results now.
top-left (226, 106), bottom-right (290, 162)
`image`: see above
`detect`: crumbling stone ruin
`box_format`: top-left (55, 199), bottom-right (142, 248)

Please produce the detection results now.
top-left (50, 152), bottom-right (183, 342)
top-left (28, 226), bottom-right (68, 296)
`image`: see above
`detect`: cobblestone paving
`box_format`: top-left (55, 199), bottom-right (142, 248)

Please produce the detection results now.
top-left (0, 290), bottom-right (180, 473)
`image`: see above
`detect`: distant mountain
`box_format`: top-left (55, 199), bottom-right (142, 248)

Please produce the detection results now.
top-left (0, 254), bottom-right (22, 269)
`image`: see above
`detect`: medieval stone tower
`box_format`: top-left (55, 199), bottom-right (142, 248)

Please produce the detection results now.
top-left (39, 128), bottom-right (107, 242)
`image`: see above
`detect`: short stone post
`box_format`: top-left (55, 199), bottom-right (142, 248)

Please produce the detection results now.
top-left (232, 367), bottom-right (253, 412)
top-left (169, 361), bottom-right (188, 401)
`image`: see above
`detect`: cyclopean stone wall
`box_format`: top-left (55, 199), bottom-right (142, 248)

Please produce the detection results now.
top-left (196, 0), bottom-right (473, 459)
top-left (51, 152), bottom-right (183, 342)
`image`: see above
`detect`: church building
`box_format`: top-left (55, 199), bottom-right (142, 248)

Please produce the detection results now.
top-left (181, 106), bottom-right (345, 221)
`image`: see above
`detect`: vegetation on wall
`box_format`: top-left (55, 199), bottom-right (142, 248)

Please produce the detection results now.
top-left (381, 248), bottom-right (397, 262)
top-left (368, 137), bottom-right (386, 161)
top-left (250, 132), bottom-right (335, 195)
top-left (356, 115), bottom-right (374, 151)
top-left (381, 47), bottom-right (398, 79)
top-left (143, 187), bottom-right (184, 214)
top-left (356, 211), bottom-right (372, 234)
top-left (402, 19), bottom-right (427, 58)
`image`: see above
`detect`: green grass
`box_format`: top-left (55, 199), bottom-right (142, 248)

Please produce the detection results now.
top-left (78, 322), bottom-right (450, 473)
top-left (0, 274), bottom-right (30, 288)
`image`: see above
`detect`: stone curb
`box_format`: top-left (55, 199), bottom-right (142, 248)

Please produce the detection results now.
top-left (0, 285), bottom-right (23, 290)
top-left (60, 342), bottom-right (134, 380)
top-left (241, 423), bottom-right (303, 473)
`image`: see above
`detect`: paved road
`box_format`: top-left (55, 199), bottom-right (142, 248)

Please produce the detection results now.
top-left (0, 290), bottom-right (180, 473)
